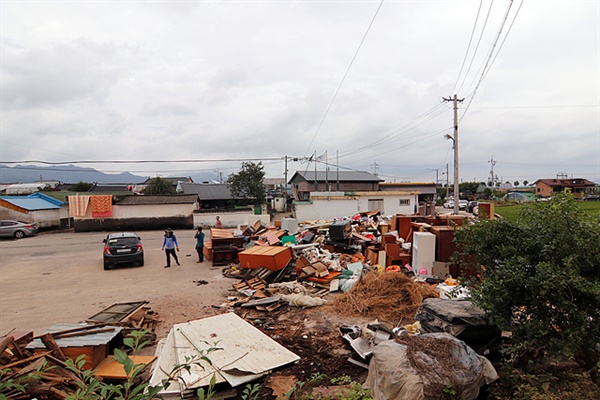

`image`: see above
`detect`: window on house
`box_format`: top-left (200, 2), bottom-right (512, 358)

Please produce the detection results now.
top-left (399, 199), bottom-right (410, 205)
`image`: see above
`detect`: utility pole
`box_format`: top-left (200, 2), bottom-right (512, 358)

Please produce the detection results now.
top-left (443, 94), bottom-right (464, 214)
top-left (371, 160), bottom-right (380, 176)
top-left (426, 168), bottom-right (439, 202)
top-left (446, 163), bottom-right (450, 199)
top-left (314, 151), bottom-right (318, 192)
top-left (284, 155), bottom-right (288, 196)
top-left (488, 156), bottom-right (496, 187)
top-left (336, 150), bottom-right (340, 191)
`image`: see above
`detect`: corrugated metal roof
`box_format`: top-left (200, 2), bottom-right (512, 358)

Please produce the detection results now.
top-left (0, 196), bottom-right (62, 210)
top-left (149, 313), bottom-right (299, 393)
top-left (290, 170), bottom-right (383, 183)
top-left (263, 178), bottom-right (285, 185)
top-left (179, 183), bottom-right (246, 200)
top-left (27, 324), bottom-right (123, 348)
top-left (117, 194), bottom-right (198, 205)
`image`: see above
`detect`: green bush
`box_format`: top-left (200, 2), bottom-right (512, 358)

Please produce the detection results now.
top-left (454, 194), bottom-right (600, 379)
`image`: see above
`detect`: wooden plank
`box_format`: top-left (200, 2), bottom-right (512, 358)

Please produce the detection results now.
top-left (307, 271), bottom-right (342, 284)
top-left (94, 355), bottom-right (157, 379)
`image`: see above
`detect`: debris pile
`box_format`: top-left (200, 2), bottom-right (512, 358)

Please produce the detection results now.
top-left (1, 302), bottom-right (159, 399)
top-left (331, 271), bottom-right (440, 322)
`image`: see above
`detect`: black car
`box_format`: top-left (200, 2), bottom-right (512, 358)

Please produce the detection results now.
top-left (103, 232), bottom-right (144, 270)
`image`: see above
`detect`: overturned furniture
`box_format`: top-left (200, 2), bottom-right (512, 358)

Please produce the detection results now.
top-left (415, 298), bottom-right (501, 354)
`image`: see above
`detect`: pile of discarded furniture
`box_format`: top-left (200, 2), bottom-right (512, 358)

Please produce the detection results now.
top-left (1, 301), bottom-right (159, 399)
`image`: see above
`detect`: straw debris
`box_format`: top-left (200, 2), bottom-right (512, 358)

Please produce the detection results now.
top-left (330, 271), bottom-right (439, 322)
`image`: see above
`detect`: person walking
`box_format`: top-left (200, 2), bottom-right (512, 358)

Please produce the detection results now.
top-left (214, 216), bottom-right (223, 228)
top-left (162, 228), bottom-right (180, 268)
top-left (194, 226), bottom-right (205, 263)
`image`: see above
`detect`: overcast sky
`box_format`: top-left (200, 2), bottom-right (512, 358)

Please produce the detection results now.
top-left (1, 0), bottom-right (599, 185)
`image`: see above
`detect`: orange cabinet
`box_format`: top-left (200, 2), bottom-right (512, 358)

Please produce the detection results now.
top-left (238, 246), bottom-right (293, 271)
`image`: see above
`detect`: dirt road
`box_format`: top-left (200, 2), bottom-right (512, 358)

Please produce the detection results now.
top-left (0, 229), bottom-right (232, 337)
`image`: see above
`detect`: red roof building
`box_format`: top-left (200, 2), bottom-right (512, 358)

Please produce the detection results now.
top-left (534, 178), bottom-right (596, 198)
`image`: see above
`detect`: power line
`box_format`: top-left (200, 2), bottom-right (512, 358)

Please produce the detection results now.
top-left (0, 157), bottom-right (288, 165)
top-left (451, 0), bottom-right (485, 94)
top-left (336, 102), bottom-right (449, 160)
top-left (455, 0), bottom-right (495, 95)
top-left (303, 0), bottom-right (385, 158)
top-left (462, 0), bottom-right (523, 118)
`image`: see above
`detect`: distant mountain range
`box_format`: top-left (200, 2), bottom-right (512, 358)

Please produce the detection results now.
top-left (0, 164), bottom-right (218, 184)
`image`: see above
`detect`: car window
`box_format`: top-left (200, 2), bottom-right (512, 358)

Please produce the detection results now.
top-left (107, 237), bottom-right (139, 246)
top-left (1, 221), bottom-right (16, 226)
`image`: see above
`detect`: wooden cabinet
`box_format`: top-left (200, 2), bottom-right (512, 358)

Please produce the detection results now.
top-left (238, 246), bottom-right (293, 271)
top-left (430, 226), bottom-right (456, 263)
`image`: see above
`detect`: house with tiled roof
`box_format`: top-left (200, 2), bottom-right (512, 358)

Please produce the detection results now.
top-left (534, 178), bottom-right (596, 199)
top-left (177, 183), bottom-right (246, 209)
top-left (288, 170), bottom-right (383, 201)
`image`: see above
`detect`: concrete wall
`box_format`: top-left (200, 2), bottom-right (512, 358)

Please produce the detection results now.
top-left (193, 211), bottom-right (271, 229)
top-left (73, 203), bottom-right (197, 232)
top-left (293, 192), bottom-right (418, 221)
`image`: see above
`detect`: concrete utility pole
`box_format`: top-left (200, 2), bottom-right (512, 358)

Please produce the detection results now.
top-left (443, 94), bottom-right (464, 214)
top-left (284, 155), bottom-right (288, 196)
top-left (426, 168), bottom-right (439, 202)
top-left (446, 163), bottom-right (450, 199)
top-left (488, 156), bottom-right (496, 187)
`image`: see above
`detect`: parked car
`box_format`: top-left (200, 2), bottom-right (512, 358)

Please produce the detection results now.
top-left (443, 200), bottom-right (454, 208)
top-left (0, 220), bottom-right (38, 239)
top-left (459, 200), bottom-right (468, 210)
top-left (467, 201), bottom-right (478, 213)
top-left (584, 194), bottom-right (600, 201)
top-left (102, 232), bottom-right (144, 270)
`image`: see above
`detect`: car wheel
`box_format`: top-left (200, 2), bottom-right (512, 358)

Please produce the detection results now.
top-left (14, 230), bottom-right (25, 239)
top-left (104, 262), bottom-right (110, 270)
top-left (138, 259), bottom-right (144, 267)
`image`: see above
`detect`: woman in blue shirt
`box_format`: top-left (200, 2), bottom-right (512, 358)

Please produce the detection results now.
top-left (162, 228), bottom-right (180, 268)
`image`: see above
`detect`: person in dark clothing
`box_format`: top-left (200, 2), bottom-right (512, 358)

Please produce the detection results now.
top-left (194, 226), bottom-right (205, 263)
top-left (162, 228), bottom-right (180, 268)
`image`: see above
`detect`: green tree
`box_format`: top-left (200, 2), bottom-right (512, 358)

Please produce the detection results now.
top-left (144, 177), bottom-right (175, 195)
top-left (71, 181), bottom-right (94, 192)
top-left (227, 162), bottom-right (266, 205)
top-left (454, 194), bottom-right (600, 379)
top-left (523, 180), bottom-right (529, 186)
top-left (458, 182), bottom-right (482, 198)
top-left (514, 181), bottom-right (520, 187)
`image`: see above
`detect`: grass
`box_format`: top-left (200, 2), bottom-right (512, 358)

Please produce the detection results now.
top-left (494, 200), bottom-right (600, 222)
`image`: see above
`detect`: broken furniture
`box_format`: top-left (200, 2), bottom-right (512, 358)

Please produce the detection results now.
top-left (210, 228), bottom-right (245, 266)
top-left (412, 232), bottom-right (436, 275)
top-left (94, 355), bottom-right (157, 379)
top-left (27, 324), bottom-right (123, 370)
top-left (415, 298), bottom-right (501, 354)
top-left (238, 245), bottom-right (293, 271)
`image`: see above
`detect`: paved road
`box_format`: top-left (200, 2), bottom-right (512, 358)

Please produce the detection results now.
top-left (0, 229), bottom-right (232, 336)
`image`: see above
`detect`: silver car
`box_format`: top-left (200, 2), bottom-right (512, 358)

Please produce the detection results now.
top-left (0, 220), bottom-right (38, 239)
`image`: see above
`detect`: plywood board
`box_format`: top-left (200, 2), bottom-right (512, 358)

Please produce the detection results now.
top-left (150, 313), bottom-right (299, 391)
